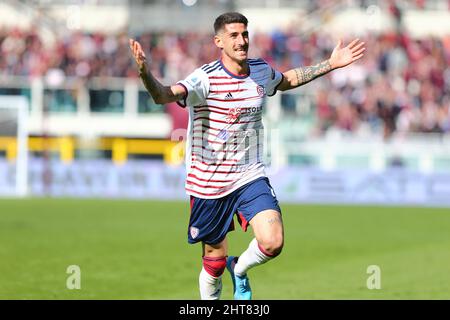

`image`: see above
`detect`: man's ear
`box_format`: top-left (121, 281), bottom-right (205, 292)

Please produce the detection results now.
top-left (214, 35), bottom-right (223, 49)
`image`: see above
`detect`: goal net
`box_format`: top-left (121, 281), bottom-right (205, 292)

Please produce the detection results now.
top-left (0, 96), bottom-right (29, 197)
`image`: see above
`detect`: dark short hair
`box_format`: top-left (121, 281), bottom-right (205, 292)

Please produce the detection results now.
top-left (214, 12), bottom-right (248, 34)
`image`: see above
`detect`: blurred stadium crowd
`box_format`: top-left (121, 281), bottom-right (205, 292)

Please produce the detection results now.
top-left (0, 10), bottom-right (449, 139)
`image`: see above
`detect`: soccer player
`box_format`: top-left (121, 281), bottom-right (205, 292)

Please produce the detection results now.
top-left (129, 12), bottom-right (365, 300)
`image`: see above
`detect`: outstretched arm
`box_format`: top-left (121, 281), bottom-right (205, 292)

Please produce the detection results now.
top-left (129, 39), bottom-right (185, 104)
top-left (278, 38), bottom-right (365, 91)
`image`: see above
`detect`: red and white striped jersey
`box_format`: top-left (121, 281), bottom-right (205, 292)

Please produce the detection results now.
top-left (176, 58), bottom-right (283, 199)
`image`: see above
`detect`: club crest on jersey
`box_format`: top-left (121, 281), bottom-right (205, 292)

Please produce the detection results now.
top-left (190, 226), bottom-right (199, 239)
top-left (256, 85), bottom-right (266, 97)
top-left (226, 108), bottom-right (241, 124)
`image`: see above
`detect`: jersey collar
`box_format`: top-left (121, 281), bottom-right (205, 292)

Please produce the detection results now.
top-left (219, 59), bottom-right (250, 79)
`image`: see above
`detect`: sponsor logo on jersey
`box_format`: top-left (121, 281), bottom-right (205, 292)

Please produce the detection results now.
top-left (226, 108), bottom-right (241, 123)
top-left (237, 106), bottom-right (262, 114)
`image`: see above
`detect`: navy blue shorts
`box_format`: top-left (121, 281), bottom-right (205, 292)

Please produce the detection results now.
top-left (187, 177), bottom-right (281, 245)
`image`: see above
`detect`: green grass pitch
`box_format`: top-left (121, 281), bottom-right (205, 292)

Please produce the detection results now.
top-left (0, 198), bottom-right (449, 299)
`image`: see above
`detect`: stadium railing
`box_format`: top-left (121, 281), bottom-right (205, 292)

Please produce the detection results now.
top-left (0, 76), bottom-right (171, 138)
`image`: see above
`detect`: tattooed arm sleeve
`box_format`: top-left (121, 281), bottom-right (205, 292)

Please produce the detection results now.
top-left (278, 59), bottom-right (332, 91)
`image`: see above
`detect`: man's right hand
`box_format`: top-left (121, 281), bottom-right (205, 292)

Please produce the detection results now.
top-left (129, 38), bottom-right (185, 104)
top-left (129, 38), bottom-right (147, 73)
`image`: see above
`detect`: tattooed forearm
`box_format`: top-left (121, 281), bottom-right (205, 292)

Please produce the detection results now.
top-left (292, 59), bottom-right (332, 87)
top-left (139, 66), bottom-right (184, 104)
top-left (139, 68), bottom-right (170, 104)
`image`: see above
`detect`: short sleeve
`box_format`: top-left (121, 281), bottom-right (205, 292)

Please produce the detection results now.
top-left (176, 68), bottom-right (209, 108)
top-left (266, 66), bottom-right (284, 97)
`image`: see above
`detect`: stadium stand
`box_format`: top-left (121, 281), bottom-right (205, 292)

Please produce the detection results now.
top-left (0, 0), bottom-right (449, 171)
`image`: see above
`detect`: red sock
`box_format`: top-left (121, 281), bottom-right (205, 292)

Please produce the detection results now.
top-left (202, 256), bottom-right (226, 278)
top-left (258, 243), bottom-right (281, 257)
